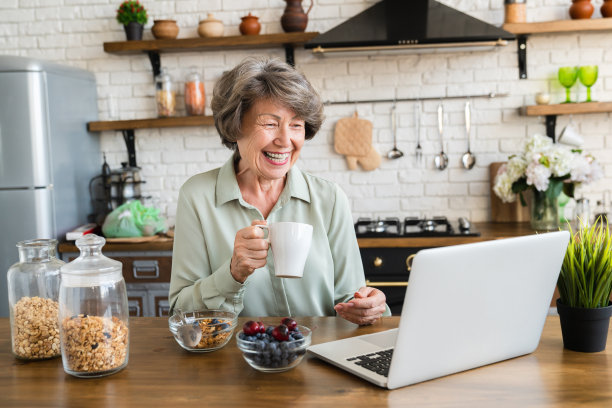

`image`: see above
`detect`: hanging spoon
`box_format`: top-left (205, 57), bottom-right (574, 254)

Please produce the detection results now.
top-left (461, 100), bottom-right (476, 170)
top-left (387, 103), bottom-right (404, 159)
top-left (434, 102), bottom-right (448, 170)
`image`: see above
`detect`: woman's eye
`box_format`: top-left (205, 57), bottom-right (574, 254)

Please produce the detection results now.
top-left (291, 122), bottom-right (305, 129)
top-left (263, 122), bottom-right (278, 128)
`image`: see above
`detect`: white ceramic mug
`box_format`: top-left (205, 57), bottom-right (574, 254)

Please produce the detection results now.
top-left (257, 222), bottom-right (313, 278)
top-left (558, 123), bottom-right (584, 147)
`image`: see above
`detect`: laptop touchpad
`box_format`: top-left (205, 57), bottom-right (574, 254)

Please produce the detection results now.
top-left (362, 328), bottom-right (398, 348)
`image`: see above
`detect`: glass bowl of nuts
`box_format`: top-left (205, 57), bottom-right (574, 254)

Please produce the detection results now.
top-left (168, 309), bottom-right (237, 352)
top-left (236, 318), bottom-right (311, 372)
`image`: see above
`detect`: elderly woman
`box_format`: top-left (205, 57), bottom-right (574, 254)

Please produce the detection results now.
top-left (169, 57), bottom-right (389, 325)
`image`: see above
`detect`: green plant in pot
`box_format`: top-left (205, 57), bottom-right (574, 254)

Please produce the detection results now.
top-left (116, 1), bottom-right (148, 41)
top-left (557, 218), bottom-right (612, 352)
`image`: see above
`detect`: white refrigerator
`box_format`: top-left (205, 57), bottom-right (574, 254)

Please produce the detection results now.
top-left (0, 56), bottom-right (100, 317)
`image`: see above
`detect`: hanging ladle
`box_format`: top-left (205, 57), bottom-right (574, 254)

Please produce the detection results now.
top-left (461, 100), bottom-right (476, 170)
top-left (387, 103), bottom-right (404, 159)
top-left (434, 102), bottom-right (448, 170)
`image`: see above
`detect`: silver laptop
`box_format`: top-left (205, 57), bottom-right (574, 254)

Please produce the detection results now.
top-left (308, 231), bottom-right (570, 389)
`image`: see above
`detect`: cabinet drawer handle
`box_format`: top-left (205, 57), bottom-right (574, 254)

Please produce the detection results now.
top-left (373, 257), bottom-right (383, 267)
top-left (128, 300), bottom-right (141, 317)
top-left (366, 280), bottom-right (408, 287)
top-left (132, 260), bottom-right (160, 279)
top-left (406, 254), bottom-right (416, 272)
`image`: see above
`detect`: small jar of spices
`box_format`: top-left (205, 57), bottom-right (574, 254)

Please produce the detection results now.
top-left (504, 0), bottom-right (526, 24)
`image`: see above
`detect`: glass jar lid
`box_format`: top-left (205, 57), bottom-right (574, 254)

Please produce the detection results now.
top-left (185, 66), bottom-right (202, 83)
top-left (60, 234), bottom-right (123, 287)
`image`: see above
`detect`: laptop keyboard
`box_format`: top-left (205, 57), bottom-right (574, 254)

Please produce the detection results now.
top-left (346, 348), bottom-right (394, 377)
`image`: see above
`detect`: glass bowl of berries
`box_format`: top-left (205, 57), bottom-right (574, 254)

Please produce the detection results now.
top-left (236, 318), bottom-right (311, 373)
top-left (168, 309), bottom-right (238, 352)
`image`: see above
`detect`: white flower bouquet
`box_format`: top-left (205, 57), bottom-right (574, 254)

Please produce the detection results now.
top-left (493, 134), bottom-right (602, 205)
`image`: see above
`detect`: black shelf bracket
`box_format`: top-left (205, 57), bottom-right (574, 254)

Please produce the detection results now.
top-left (545, 115), bottom-right (557, 142)
top-left (147, 51), bottom-right (161, 79)
top-left (284, 45), bottom-right (295, 67)
top-left (518, 35), bottom-right (527, 79)
top-left (122, 130), bottom-right (138, 167)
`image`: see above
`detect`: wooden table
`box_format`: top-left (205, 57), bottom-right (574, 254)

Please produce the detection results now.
top-left (1, 316), bottom-right (610, 407)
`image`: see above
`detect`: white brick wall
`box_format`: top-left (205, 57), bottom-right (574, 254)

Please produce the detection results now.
top-left (1, 0), bottom-right (611, 224)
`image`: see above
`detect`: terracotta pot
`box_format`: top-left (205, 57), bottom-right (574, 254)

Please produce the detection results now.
top-left (123, 22), bottom-right (143, 41)
top-left (152, 20), bottom-right (179, 39)
top-left (281, 0), bottom-right (313, 33)
top-left (198, 13), bottom-right (224, 38)
top-left (569, 0), bottom-right (594, 19)
top-left (602, 0), bottom-right (612, 17)
top-left (239, 13), bottom-right (261, 35)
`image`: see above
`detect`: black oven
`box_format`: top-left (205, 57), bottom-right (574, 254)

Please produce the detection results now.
top-left (356, 216), bottom-right (480, 315)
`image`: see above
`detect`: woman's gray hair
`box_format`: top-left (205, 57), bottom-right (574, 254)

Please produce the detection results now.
top-left (211, 57), bottom-right (324, 150)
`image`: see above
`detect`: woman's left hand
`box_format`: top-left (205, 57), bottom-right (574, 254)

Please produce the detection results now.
top-left (334, 287), bottom-right (387, 326)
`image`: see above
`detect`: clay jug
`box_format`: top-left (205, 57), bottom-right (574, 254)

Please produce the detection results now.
top-left (281, 0), bottom-right (313, 33)
top-left (569, 0), bottom-right (594, 19)
top-left (239, 13), bottom-right (261, 35)
top-left (602, 0), bottom-right (612, 17)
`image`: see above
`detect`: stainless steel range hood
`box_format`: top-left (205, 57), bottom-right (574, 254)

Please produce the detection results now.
top-left (305, 0), bottom-right (515, 54)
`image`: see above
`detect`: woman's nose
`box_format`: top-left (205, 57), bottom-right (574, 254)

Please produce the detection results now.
top-left (275, 125), bottom-right (292, 146)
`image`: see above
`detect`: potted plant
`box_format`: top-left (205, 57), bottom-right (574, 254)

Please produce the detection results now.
top-left (556, 219), bottom-right (612, 352)
top-left (116, 1), bottom-right (148, 41)
top-left (493, 134), bottom-right (602, 231)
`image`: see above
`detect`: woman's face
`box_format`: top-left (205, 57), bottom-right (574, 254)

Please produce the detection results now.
top-left (237, 99), bottom-right (305, 181)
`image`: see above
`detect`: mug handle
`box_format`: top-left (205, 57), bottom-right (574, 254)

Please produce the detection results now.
top-left (255, 224), bottom-right (270, 244)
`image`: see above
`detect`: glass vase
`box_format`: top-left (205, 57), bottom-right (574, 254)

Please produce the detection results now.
top-left (531, 190), bottom-right (559, 231)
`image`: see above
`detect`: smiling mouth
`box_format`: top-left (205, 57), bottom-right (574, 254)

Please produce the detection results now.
top-left (264, 151), bottom-right (290, 163)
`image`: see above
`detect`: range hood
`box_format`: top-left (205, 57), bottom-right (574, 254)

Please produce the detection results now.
top-left (305, 0), bottom-right (515, 54)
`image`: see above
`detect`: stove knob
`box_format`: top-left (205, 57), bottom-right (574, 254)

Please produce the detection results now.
top-left (373, 257), bottom-right (383, 267)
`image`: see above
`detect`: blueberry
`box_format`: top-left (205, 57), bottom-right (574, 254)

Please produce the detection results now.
top-left (266, 326), bottom-right (274, 335)
top-left (210, 318), bottom-right (220, 324)
top-left (217, 323), bottom-right (229, 331)
top-left (293, 333), bottom-right (303, 340)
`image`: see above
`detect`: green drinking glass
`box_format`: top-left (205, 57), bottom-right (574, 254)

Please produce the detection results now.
top-left (578, 65), bottom-right (598, 102)
top-left (558, 66), bottom-right (579, 103)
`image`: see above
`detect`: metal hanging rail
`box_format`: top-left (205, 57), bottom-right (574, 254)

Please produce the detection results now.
top-left (323, 92), bottom-right (508, 105)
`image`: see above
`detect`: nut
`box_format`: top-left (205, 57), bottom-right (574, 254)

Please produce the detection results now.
top-left (61, 314), bottom-right (129, 373)
top-left (12, 296), bottom-right (60, 359)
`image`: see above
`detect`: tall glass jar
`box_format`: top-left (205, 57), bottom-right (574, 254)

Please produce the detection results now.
top-left (7, 239), bottom-right (63, 360)
top-left (59, 234), bottom-right (129, 378)
top-left (184, 67), bottom-right (205, 116)
top-left (155, 67), bottom-right (176, 117)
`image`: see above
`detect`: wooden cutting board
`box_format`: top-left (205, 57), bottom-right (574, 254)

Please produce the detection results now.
top-left (489, 162), bottom-right (531, 222)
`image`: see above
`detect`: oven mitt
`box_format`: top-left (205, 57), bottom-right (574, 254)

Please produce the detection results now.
top-left (334, 112), bottom-right (380, 171)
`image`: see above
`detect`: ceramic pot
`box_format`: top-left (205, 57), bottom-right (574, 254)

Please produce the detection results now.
top-left (124, 22), bottom-right (143, 41)
top-left (239, 13), bottom-right (261, 35)
top-left (152, 20), bottom-right (179, 39)
top-left (569, 0), bottom-right (594, 19)
top-left (281, 0), bottom-right (313, 33)
top-left (602, 0), bottom-right (612, 17)
top-left (198, 13), bottom-right (224, 37)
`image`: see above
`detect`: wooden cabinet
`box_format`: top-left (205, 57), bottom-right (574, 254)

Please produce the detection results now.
top-left (58, 242), bottom-right (172, 317)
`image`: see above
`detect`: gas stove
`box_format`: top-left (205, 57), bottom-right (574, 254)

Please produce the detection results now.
top-left (355, 216), bottom-right (480, 238)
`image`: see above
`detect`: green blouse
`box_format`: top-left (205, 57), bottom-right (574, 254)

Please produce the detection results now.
top-left (169, 156), bottom-right (377, 318)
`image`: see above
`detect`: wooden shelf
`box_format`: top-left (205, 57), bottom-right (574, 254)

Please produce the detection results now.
top-left (88, 116), bottom-right (214, 132)
top-left (503, 18), bottom-right (612, 35)
top-left (523, 102), bottom-right (612, 117)
top-left (103, 32), bottom-right (319, 55)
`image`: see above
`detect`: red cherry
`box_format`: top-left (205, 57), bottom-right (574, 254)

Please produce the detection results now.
top-left (281, 317), bottom-right (297, 331)
top-left (271, 324), bottom-right (290, 341)
top-left (243, 320), bottom-right (261, 336)
top-left (257, 321), bottom-right (266, 333)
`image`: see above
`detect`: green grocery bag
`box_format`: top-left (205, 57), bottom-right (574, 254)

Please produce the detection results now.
top-left (102, 200), bottom-right (167, 238)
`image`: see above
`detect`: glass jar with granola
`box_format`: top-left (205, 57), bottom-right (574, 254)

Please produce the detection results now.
top-left (155, 67), bottom-right (176, 117)
top-left (7, 239), bottom-right (63, 360)
top-left (59, 234), bottom-right (129, 377)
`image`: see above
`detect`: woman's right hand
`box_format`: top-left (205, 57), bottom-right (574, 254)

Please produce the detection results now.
top-left (230, 220), bottom-right (269, 283)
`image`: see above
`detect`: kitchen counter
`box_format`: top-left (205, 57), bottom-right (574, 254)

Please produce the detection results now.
top-left (1, 316), bottom-right (610, 407)
top-left (57, 222), bottom-right (538, 253)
